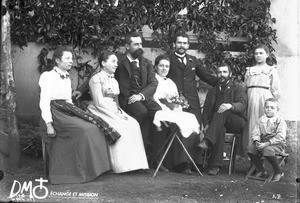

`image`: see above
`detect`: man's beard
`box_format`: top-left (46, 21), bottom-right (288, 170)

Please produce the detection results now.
top-left (131, 48), bottom-right (144, 59)
top-left (175, 48), bottom-right (186, 55)
top-left (218, 76), bottom-right (230, 85)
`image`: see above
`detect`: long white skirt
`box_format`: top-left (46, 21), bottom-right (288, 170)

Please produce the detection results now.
top-left (87, 102), bottom-right (148, 173)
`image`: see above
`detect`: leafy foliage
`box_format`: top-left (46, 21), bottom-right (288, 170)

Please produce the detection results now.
top-left (8, 0), bottom-right (277, 80)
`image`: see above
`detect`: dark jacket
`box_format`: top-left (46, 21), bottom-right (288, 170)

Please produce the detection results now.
top-left (115, 53), bottom-right (158, 109)
top-left (167, 53), bottom-right (218, 111)
top-left (202, 79), bottom-right (247, 126)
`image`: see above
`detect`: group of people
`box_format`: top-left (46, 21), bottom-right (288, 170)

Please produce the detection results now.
top-left (39, 32), bottom-right (286, 185)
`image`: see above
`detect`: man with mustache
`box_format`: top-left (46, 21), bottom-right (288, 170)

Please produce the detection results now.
top-left (115, 32), bottom-right (163, 164)
top-left (197, 64), bottom-right (247, 175)
top-left (165, 32), bottom-right (218, 174)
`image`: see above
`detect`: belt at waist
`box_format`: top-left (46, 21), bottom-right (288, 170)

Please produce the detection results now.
top-left (247, 85), bottom-right (269, 90)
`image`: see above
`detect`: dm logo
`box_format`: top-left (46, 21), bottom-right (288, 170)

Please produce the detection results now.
top-left (8, 177), bottom-right (49, 201)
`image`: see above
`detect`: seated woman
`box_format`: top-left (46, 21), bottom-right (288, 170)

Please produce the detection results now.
top-left (39, 46), bottom-right (111, 184)
top-left (87, 51), bottom-right (149, 173)
top-left (152, 54), bottom-right (201, 174)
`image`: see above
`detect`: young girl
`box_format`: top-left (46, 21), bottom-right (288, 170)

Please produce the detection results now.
top-left (244, 44), bottom-right (281, 156)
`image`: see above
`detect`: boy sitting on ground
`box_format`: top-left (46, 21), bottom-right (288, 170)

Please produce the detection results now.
top-left (247, 98), bottom-right (287, 182)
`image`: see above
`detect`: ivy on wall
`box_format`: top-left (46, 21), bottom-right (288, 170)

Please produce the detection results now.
top-left (7, 0), bottom-right (276, 80)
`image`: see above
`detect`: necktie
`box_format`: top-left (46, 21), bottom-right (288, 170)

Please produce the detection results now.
top-left (220, 85), bottom-right (226, 92)
top-left (132, 61), bottom-right (139, 68)
top-left (178, 56), bottom-right (186, 65)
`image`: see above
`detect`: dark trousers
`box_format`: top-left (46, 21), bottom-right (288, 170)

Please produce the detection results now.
top-left (125, 99), bottom-right (162, 146)
top-left (205, 111), bottom-right (246, 168)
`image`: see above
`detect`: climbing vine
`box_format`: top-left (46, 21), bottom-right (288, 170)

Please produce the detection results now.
top-left (7, 0), bottom-right (276, 80)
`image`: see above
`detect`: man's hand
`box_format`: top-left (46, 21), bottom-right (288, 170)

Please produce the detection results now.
top-left (203, 124), bottom-right (209, 134)
top-left (254, 140), bottom-right (260, 148)
top-left (72, 91), bottom-right (82, 100)
top-left (217, 103), bottom-right (233, 113)
top-left (128, 94), bottom-right (143, 104)
top-left (256, 142), bottom-right (270, 150)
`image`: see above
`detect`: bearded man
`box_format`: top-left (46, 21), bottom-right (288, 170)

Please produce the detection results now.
top-left (197, 64), bottom-right (247, 175)
top-left (115, 32), bottom-right (162, 154)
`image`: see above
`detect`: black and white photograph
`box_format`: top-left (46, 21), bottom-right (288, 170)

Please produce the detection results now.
top-left (0, 0), bottom-right (299, 202)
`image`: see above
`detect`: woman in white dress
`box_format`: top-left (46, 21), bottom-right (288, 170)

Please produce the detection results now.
top-left (87, 51), bottom-right (149, 173)
top-left (39, 46), bottom-right (110, 184)
top-left (152, 54), bottom-right (201, 174)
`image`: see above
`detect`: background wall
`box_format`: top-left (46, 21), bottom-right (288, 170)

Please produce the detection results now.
top-left (270, 0), bottom-right (299, 121)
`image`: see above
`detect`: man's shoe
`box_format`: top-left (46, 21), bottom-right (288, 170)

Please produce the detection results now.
top-left (272, 173), bottom-right (284, 182)
top-left (207, 166), bottom-right (220, 176)
top-left (197, 139), bottom-right (211, 150)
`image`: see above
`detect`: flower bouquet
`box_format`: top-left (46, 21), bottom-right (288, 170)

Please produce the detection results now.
top-left (104, 87), bottom-right (119, 99)
top-left (159, 92), bottom-right (189, 110)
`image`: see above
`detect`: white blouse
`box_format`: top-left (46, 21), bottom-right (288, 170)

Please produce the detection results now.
top-left (153, 74), bottom-right (179, 110)
top-left (152, 74), bottom-right (200, 137)
top-left (89, 70), bottom-right (120, 113)
top-left (39, 67), bottom-right (72, 124)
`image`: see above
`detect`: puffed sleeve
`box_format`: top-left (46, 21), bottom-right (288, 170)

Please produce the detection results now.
top-left (269, 66), bottom-right (281, 100)
top-left (39, 72), bottom-right (53, 124)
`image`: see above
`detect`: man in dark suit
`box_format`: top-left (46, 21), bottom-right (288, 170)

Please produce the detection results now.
top-left (198, 64), bottom-right (247, 175)
top-left (115, 32), bottom-right (163, 164)
top-left (165, 32), bottom-right (218, 174)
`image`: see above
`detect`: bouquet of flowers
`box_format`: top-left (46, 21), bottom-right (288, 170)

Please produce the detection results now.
top-left (103, 86), bottom-right (119, 99)
top-left (159, 92), bottom-right (189, 110)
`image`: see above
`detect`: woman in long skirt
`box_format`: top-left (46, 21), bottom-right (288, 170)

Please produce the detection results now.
top-left (87, 51), bottom-right (148, 173)
top-left (39, 46), bottom-right (110, 184)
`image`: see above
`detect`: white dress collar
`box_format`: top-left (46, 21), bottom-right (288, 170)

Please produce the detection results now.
top-left (247, 65), bottom-right (274, 75)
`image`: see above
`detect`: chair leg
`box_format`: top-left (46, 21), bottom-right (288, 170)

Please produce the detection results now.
top-left (246, 163), bottom-right (257, 180)
top-left (232, 136), bottom-right (238, 174)
top-left (203, 149), bottom-right (208, 169)
top-left (42, 141), bottom-right (49, 176)
top-left (175, 135), bottom-right (203, 177)
top-left (228, 136), bottom-right (236, 175)
top-left (152, 129), bottom-right (177, 178)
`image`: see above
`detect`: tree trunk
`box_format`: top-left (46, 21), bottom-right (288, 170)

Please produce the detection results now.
top-left (1, 0), bottom-right (21, 169)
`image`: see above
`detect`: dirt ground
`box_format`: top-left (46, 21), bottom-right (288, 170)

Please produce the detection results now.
top-left (0, 152), bottom-right (298, 203)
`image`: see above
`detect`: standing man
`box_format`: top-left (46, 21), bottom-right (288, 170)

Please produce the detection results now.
top-left (198, 64), bottom-right (247, 175)
top-left (165, 32), bottom-right (218, 174)
top-left (115, 32), bottom-right (162, 153)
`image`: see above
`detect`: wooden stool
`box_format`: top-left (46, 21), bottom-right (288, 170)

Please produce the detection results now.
top-left (245, 152), bottom-right (289, 183)
top-left (152, 122), bottom-right (203, 178)
top-left (203, 133), bottom-right (239, 175)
